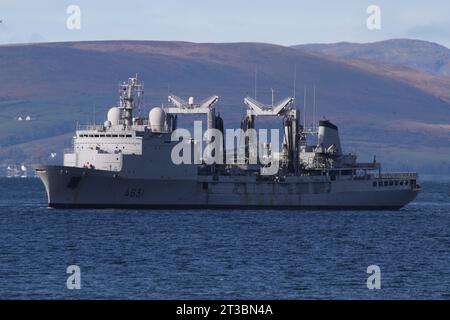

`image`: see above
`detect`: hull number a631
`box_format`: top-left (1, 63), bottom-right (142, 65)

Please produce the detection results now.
top-left (124, 188), bottom-right (144, 198)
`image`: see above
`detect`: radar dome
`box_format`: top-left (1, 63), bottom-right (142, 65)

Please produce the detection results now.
top-left (107, 107), bottom-right (121, 125)
top-left (149, 107), bottom-right (166, 132)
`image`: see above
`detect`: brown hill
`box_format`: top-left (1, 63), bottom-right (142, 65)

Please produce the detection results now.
top-left (0, 41), bottom-right (449, 174)
top-left (294, 39), bottom-right (450, 76)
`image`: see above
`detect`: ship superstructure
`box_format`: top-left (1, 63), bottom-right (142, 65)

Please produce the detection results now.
top-left (35, 76), bottom-right (420, 209)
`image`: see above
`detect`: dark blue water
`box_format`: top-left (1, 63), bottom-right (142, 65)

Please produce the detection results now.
top-left (0, 178), bottom-right (449, 299)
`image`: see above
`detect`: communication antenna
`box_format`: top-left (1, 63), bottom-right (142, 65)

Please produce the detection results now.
top-left (313, 85), bottom-right (316, 132)
top-left (254, 66), bottom-right (258, 100)
top-left (303, 86), bottom-right (307, 130)
top-left (271, 88), bottom-right (275, 107)
top-left (293, 64), bottom-right (297, 105)
top-left (167, 83), bottom-right (171, 103)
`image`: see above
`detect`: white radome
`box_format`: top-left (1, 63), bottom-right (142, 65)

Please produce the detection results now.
top-left (107, 107), bottom-right (121, 125)
top-left (149, 107), bottom-right (166, 132)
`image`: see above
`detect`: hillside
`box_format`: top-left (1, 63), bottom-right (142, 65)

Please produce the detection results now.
top-left (0, 40), bottom-right (449, 174)
top-left (294, 39), bottom-right (450, 76)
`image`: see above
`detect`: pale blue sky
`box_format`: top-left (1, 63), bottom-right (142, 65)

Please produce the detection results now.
top-left (1, 0), bottom-right (450, 47)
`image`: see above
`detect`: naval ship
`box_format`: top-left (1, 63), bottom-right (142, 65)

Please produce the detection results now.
top-left (35, 77), bottom-right (420, 209)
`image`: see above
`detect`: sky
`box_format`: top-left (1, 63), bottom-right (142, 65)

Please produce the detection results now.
top-left (1, 0), bottom-right (450, 47)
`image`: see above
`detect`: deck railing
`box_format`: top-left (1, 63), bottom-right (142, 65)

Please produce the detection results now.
top-left (76, 120), bottom-right (150, 131)
top-left (376, 172), bottom-right (418, 180)
top-left (76, 124), bottom-right (105, 131)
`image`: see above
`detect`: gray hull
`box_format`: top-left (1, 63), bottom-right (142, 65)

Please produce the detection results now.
top-left (35, 165), bottom-right (419, 210)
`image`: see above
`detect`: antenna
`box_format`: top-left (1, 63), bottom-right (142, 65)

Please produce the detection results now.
top-left (254, 66), bottom-right (258, 100)
top-left (293, 64), bottom-right (297, 105)
top-left (303, 86), bottom-right (307, 130)
top-left (271, 88), bottom-right (274, 107)
top-left (313, 85), bottom-right (316, 132)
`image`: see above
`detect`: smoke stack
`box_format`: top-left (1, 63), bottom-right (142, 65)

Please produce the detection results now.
top-left (317, 120), bottom-right (341, 155)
